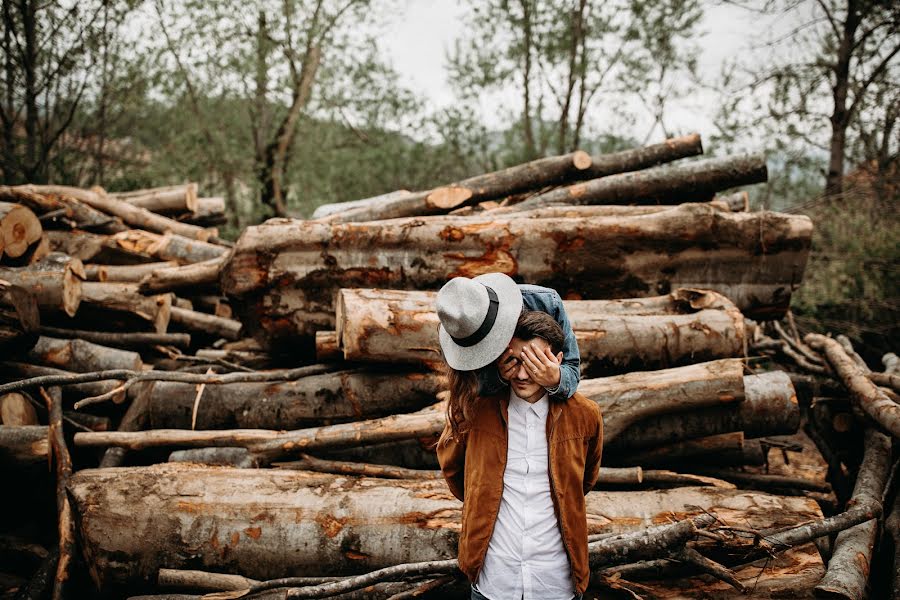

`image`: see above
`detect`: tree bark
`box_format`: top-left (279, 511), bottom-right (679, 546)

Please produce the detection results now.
top-left (335, 287), bottom-right (744, 374)
top-left (99, 381), bottom-right (155, 468)
top-left (0, 279), bottom-right (39, 355)
top-left (67, 464), bottom-right (822, 594)
top-left (815, 429), bottom-right (891, 600)
top-left (84, 261), bottom-right (179, 282)
top-left (713, 190), bottom-right (749, 212)
top-left (81, 282), bottom-right (173, 334)
top-left (0, 253), bottom-right (84, 316)
top-left (42, 387), bottom-right (74, 600)
top-left (584, 133), bottom-right (703, 179)
top-left (621, 432), bottom-right (767, 468)
top-left (138, 256), bottom-right (225, 294)
top-left (169, 305), bottom-right (242, 340)
top-left (0, 185), bottom-right (126, 233)
top-left (223, 203), bottom-right (811, 346)
top-left (312, 190), bottom-right (413, 220)
top-left (806, 333), bottom-right (900, 438)
top-left (515, 154), bottom-right (767, 211)
top-left (115, 183), bottom-right (198, 214)
top-left (27, 336), bottom-right (143, 372)
top-left (0, 424), bottom-right (48, 466)
top-left (38, 326), bottom-right (190, 350)
top-left (144, 370), bottom-right (444, 430)
top-left (22, 185), bottom-right (217, 242)
top-left (0, 201), bottom-right (41, 258)
top-left (109, 230), bottom-right (228, 264)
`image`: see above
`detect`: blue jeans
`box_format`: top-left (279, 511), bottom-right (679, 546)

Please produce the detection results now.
top-left (471, 584), bottom-right (582, 600)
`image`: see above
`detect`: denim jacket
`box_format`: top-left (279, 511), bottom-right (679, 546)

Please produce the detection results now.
top-left (476, 284), bottom-right (581, 401)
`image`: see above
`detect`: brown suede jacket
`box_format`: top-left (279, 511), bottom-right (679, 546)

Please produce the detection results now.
top-left (436, 391), bottom-right (603, 595)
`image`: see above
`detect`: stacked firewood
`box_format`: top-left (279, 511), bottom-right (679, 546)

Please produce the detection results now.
top-left (0, 134), bottom-right (896, 600)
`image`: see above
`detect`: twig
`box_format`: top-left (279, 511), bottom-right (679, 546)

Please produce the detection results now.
top-left (384, 574), bottom-right (457, 599)
top-left (670, 546), bottom-right (746, 592)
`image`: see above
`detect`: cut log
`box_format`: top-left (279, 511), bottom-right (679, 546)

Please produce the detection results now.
top-left (514, 154), bottom-right (768, 210)
top-left (322, 151), bottom-right (593, 222)
top-left (117, 183), bottom-right (198, 214)
top-left (316, 330), bottom-right (341, 361)
top-left (42, 387), bottom-right (74, 600)
top-left (67, 463), bottom-right (822, 594)
top-left (109, 230), bottom-right (228, 264)
top-left (621, 432), bottom-right (767, 468)
top-left (0, 392), bottom-right (38, 425)
top-left (99, 382), bottom-right (154, 468)
top-left (312, 190), bottom-right (413, 220)
top-left (81, 282), bottom-right (172, 333)
top-left (335, 287), bottom-right (745, 374)
top-left (0, 279), bottom-right (39, 355)
top-left (0, 425), bottom-right (48, 466)
top-left (22, 185), bottom-right (216, 241)
top-left (806, 334), bottom-right (900, 439)
top-left (168, 447), bottom-right (258, 468)
top-left (607, 370), bottom-right (800, 451)
top-left (169, 305), bottom-right (242, 340)
top-left (0, 253), bottom-right (84, 316)
top-left (712, 190), bottom-right (750, 212)
top-left (38, 326), bottom-right (190, 349)
top-left (138, 256), bottom-right (225, 294)
top-left (583, 133), bottom-right (703, 179)
top-left (84, 261), bottom-right (179, 282)
top-left (144, 370), bottom-right (444, 430)
top-left (815, 429), bottom-right (892, 600)
top-left (0, 202), bottom-right (42, 258)
top-left (27, 336), bottom-right (143, 372)
top-left (0, 362), bottom-right (127, 401)
top-left (0, 185), bottom-right (125, 233)
top-left (224, 203), bottom-right (810, 346)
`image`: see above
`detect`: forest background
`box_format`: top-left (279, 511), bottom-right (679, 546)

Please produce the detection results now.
top-left (0, 0), bottom-right (897, 355)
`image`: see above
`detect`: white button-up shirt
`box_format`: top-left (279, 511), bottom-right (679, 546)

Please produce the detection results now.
top-left (475, 390), bottom-right (574, 600)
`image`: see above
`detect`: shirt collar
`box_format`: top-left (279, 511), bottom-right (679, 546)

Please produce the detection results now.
top-left (509, 388), bottom-right (549, 418)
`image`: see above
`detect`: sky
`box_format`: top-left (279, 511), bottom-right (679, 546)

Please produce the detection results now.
top-left (378, 1), bottom-right (773, 146)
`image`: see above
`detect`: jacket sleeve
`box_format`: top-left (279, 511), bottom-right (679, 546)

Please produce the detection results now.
top-left (436, 425), bottom-right (467, 502)
top-left (525, 288), bottom-right (581, 401)
top-left (582, 405), bottom-right (603, 495)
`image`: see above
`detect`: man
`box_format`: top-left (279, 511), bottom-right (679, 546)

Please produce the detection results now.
top-left (437, 310), bottom-right (603, 600)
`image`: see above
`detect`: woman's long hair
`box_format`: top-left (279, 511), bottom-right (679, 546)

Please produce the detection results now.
top-left (439, 365), bottom-right (480, 444)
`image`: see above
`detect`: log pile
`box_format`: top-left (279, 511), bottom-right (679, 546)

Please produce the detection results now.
top-left (0, 135), bottom-right (896, 599)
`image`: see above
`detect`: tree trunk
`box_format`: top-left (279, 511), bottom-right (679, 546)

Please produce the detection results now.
top-left (0, 279), bottom-right (39, 355)
top-left (84, 261), bottom-right (179, 282)
top-left (81, 282), bottom-right (173, 334)
top-left (514, 154), bottom-right (767, 210)
top-left (115, 183), bottom-right (198, 214)
top-left (169, 305), bottom-right (242, 340)
top-left (335, 287), bottom-right (744, 374)
top-left (815, 429), bottom-right (891, 600)
top-left (68, 463), bottom-right (822, 595)
top-left (23, 185), bottom-right (217, 242)
top-left (584, 133), bottom-right (703, 179)
top-left (0, 253), bottom-right (84, 316)
top-left (144, 370), bottom-right (444, 430)
top-left (138, 256), bottom-right (225, 294)
top-left (620, 432), bottom-right (767, 468)
top-left (223, 203), bottom-right (812, 347)
top-left (0, 425), bottom-right (48, 467)
top-left (27, 336), bottom-right (143, 372)
top-left (606, 371), bottom-right (800, 452)
top-left (0, 201), bottom-right (41, 258)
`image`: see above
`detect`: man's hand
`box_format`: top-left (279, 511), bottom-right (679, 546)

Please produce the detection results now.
top-left (521, 343), bottom-right (561, 389)
top-left (497, 347), bottom-right (518, 383)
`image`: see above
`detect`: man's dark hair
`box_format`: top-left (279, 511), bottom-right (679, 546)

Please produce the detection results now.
top-left (514, 310), bottom-right (565, 354)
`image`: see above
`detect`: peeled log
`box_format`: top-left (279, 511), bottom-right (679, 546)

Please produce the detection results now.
top-left (27, 336), bottom-right (142, 372)
top-left (0, 425), bottom-right (48, 466)
top-left (67, 464), bottom-right (823, 595)
top-left (515, 154), bottom-right (768, 210)
top-left (224, 203), bottom-right (810, 346)
top-left (0, 279), bottom-right (39, 355)
top-left (145, 370), bottom-right (444, 430)
top-left (0, 253), bottom-right (84, 316)
top-left (335, 287), bottom-right (745, 374)
top-left (0, 202), bottom-right (42, 258)
top-left (607, 370), bottom-right (800, 452)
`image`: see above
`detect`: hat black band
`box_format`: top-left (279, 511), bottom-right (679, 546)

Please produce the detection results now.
top-left (451, 286), bottom-right (499, 348)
